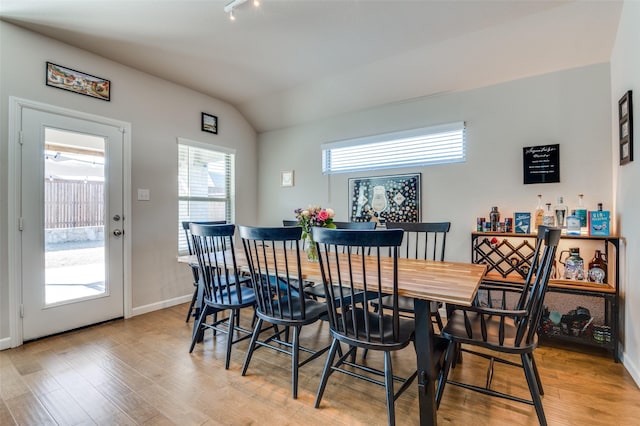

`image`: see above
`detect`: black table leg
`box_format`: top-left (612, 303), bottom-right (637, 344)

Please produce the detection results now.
top-left (414, 298), bottom-right (437, 426)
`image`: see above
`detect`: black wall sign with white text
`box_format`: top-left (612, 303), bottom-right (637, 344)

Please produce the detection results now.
top-left (523, 144), bottom-right (560, 184)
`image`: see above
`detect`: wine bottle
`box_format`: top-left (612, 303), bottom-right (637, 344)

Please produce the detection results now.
top-left (543, 203), bottom-right (555, 226)
top-left (575, 194), bottom-right (587, 229)
top-left (534, 194), bottom-right (544, 231)
top-left (554, 196), bottom-right (568, 228)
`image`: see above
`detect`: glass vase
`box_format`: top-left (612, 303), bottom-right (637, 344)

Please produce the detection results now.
top-left (305, 234), bottom-right (318, 262)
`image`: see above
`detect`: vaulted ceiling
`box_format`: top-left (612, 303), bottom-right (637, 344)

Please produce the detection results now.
top-left (0, 0), bottom-right (623, 132)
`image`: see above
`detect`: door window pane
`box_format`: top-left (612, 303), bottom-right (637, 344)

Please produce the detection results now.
top-left (44, 128), bottom-right (106, 304)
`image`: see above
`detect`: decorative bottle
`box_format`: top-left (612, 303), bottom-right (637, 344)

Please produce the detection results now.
top-left (566, 210), bottom-right (581, 236)
top-left (542, 203), bottom-right (555, 226)
top-left (588, 250), bottom-right (607, 284)
top-left (554, 196), bottom-right (568, 228)
top-left (489, 206), bottom-right (500, 232)
top-left (534, 194), bottom-right (544, 231)
top-left (575, 194), bottom-right (587, 230)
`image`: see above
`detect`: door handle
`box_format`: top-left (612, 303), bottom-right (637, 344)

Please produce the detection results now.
top-left (113, 229), bottom-right (124, 237)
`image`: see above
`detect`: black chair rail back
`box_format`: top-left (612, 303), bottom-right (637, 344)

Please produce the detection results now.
top-left (188, 223), bottom-right (256, 369)
top-left (332, 221), bottom-right (377, 230)
top-left (238, 225), bottom-right (330, 400)
top-left (239, 225), bottom-right (307, 322)
top-left (313, 228), bottom-right (404, 348)
top-left (181, 220), bottom-right (227, 322)
top-left (190, 223), bottom-right (244, 306)
top-left (385, 221), bottom-right (450, 260)
top-left (522, 226), bottom-right (560, 345)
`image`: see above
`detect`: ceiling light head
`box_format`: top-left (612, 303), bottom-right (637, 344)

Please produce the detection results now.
top-left (229, 9), bottom-right (236, 21)
top-left (224, 0), bottom-right (249, 13)
top-left (253, 0), bottom-right (260, 6)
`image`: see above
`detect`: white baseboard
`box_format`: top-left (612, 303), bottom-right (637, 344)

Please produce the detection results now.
top-left (0, 337), bottom-right (13, 351)
top-left (130, 294), bottom-right (192, 317)
top-left (620, 349), bottom-right (640, 388)
top-left (0, 294), bottom-right (192, 351)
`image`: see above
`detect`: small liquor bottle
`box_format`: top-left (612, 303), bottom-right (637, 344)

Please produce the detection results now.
top-left (566, 210), bottom-right (581, 236)
top-left (542, 203), bottom-right (555, 226)
top-left (554, 196), bottom-right (568, 228)
top-left (489, 206), bottom-right (500, 232)
top-left (534, 194), bottom-right (544, 231)
top-left (575, 194), bottom-right (588, 230)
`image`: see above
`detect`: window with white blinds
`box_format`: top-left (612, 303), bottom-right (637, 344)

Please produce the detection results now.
top-left (178, 139), bottom-right (235, 254)
top-left (321, 122), bottom-right (465, 174)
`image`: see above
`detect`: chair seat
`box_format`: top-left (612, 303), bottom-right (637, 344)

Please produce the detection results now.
top-left (442, 310), bottom-right (538, 354)
top-left (259, 297), bottom-right (328, 326)
top-left (331, 308), bottom-right (415, 351)
top-left (204, 285), bottom-right (256, 309)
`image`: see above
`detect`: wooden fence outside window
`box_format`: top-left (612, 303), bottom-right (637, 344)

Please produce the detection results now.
top-left (44, 180), bottom-right (104, 229)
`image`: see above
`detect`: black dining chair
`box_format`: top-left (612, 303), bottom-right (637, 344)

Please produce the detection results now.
top-left (304, 221), bottom-right (377, 301)
top-left (181, 220), bottom-right (226, 323)
top-left (312, 227), bottom-right (448, 426)
top-left (375, 222), bottom-right (451, 331)
top-left (238, 225), bottom-right (330, 399)
top-left (188, 223), bottom-right (256, 369)
top-left (436, 226), bottom-right (560, 425)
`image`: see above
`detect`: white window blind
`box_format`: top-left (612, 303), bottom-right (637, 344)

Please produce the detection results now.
top-left (322, 122), bottom-right (465, 174)
top-left (178, 139), bottom-right (235, 254)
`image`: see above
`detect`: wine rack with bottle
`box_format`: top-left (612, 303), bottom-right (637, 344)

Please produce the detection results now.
top-left (471, 231), bottom-right (619, 361)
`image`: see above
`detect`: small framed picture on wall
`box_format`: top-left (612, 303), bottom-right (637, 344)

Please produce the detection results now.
top-left (201, 112), bottom-right (218, 134)
top-left (618, 90), bottom-right (633, 165)
top-left (281, 170), bottom-right (294, 187)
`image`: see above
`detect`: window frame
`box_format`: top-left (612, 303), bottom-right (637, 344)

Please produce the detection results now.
top-left (321, 121), bottom-right (465, 174)
top-left (177, 137), bottom-right (235, 254)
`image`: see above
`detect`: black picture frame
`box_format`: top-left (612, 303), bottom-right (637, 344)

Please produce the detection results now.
top-left (619, 90), bottom-right (633, 165)
top-left (45, 62), bottom-right (110, 101)
top-left (201, 112), bottom-right (218, 134)
top-left (348, 173), bottom-right (420, 225)
top-left (523, 144), bottom-right (560, 184)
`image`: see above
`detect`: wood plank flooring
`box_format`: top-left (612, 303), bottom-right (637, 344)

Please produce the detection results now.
top-left (1, 304), bottom-right (639, 425)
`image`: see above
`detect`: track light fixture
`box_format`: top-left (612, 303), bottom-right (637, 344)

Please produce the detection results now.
top-left (224, 0), bottom-right (260, 21)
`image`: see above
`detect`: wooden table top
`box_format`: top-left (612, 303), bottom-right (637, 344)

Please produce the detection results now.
top-left (178, 249), bottom-right (486, 307)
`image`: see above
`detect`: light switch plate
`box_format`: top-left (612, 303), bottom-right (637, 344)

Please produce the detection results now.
top-left (137, 188), bottom-right (150, 201)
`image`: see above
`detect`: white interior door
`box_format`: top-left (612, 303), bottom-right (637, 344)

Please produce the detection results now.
top-left (20, 107), bottom-right (124, 340)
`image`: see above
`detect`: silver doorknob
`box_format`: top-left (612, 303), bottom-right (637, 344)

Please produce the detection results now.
top-left (113, 214), bottom-right (121, 221)
top-left (113, 229), bottom-right (123, 237)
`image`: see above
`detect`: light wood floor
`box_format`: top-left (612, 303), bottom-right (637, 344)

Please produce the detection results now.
top-left (1, 304), bottom-right (639, 425)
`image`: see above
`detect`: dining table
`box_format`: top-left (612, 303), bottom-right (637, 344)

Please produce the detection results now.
top-left (178, 247), bottom-right (486, 426)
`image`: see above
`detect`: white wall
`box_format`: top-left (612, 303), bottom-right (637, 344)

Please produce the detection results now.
top-left (0, 22), bottom-right (258, 343)
top-left (610, 0), bottom-right (640, 385)
top-left (258, 64), bottom-right (613, 267)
